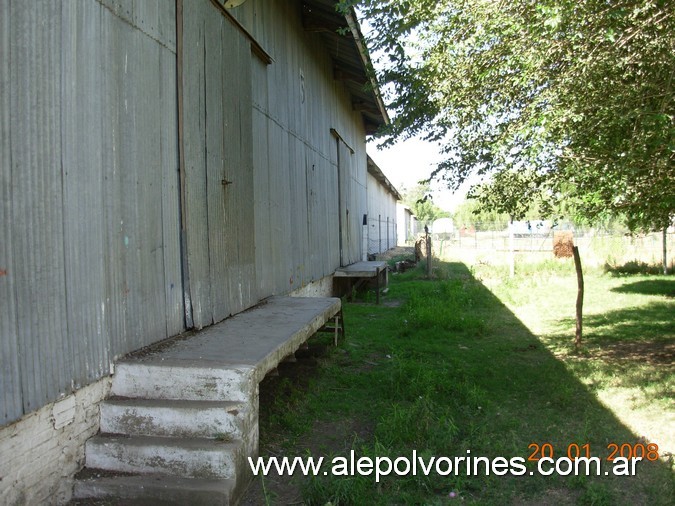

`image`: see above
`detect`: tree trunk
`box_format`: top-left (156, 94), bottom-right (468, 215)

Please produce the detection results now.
top-left (663, 227), bottom-right (668, 275)
top-left (509, 217), bottom-right (515, 278)
top-left (572, 246), bottom-right (584, 349)
top-left (426, 232), bottom-right (432, 278)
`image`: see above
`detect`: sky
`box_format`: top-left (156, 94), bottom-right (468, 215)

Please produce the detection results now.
top-left (358, 11), bottom-right (470, 214)
top-left (366, 137), bottom-right (470, 213)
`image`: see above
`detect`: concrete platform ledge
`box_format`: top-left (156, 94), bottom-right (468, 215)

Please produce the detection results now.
top-left (75, 296), bottom-right (342, 505)
top-left (115, 296), bottom-right (342, 387)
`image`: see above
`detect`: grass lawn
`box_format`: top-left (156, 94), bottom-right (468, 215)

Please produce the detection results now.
top-left (241, 258), bottom-right (674, 505)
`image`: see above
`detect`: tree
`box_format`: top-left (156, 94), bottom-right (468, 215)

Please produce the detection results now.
top-left (341, 0), bottom-right (674, 242)
top-left (401, 182), bottom-right (450, 227)
top-left (452, 199), bottom-right (509, 231)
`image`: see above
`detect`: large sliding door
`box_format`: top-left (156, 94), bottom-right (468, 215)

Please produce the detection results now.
top-left (180, 0), bottom-right (257, 329)
top-left (336, 137), bottom-right (362, 267)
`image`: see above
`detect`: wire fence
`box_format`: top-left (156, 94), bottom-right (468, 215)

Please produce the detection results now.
top-left (367, 216), bottom-right (398, 256)
top-left (430, 223), bottom-right (674, 269)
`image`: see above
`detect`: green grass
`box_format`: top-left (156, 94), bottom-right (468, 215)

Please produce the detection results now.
top-left (251, 260), bottom-right (674, 505)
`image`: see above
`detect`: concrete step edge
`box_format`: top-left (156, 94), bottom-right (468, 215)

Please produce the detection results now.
top-left (87, 433), bottom-right (245, 450)
top-left (85, 434), bottom-right (247, 479)
top-left (72, 473), bottom-right (236, 505)
top-left (110, 362), bottom-right (256, 402)
top-left (102, 398), bottom-right (247, 410)
top-left (99, 399), bottom-right (254, 439)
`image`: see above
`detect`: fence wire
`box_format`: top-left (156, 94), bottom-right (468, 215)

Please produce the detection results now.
top-left (431, 223), bottom-right (674, 268)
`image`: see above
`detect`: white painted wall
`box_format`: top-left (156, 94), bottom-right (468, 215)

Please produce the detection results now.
top-left (0, 379), bottom-right (111, 505)
top-left (289, 274), bottom-right (335, 298)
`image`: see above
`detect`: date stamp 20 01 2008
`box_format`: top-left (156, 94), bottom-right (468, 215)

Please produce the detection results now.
top-left (528, 442), bottom-right (660, 462)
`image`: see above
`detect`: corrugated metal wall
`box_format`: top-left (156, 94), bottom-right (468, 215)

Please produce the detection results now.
top-left (241, 0), bottom-right (367, 289)
top-left (337, 138), bottom-right (367, 266)
top-left (0, 0), bottom-right (183, 426)
top-left (1, 0), bottom-right (22, 425)
top-left (366, 173), bottom-right (398, 255)
top-left (1, 0), bottom-right (373, 426)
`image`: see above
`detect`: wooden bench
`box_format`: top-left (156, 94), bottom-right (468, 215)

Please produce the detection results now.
top-left (334, 261), bottom-right (388, 303)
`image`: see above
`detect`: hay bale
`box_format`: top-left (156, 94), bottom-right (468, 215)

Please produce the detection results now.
top-left (415, 238), bottom-right (426, 261)
top-left (553, 231), bottom-right (574, 258)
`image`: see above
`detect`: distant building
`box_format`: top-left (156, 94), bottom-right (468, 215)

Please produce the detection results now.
top-left (511, 220), bottom-right (552, 237)
top-left (366, 157), bottom-right (402, 255)
top-left (397, 204), bottom-right (420, 245)
top-left (432, 217), bottom-right (455, 239)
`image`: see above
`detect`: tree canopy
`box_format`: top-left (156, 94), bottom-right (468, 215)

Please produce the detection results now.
top-left (452, 199), bottom-right (510, 230)
top-left (343, 0), bottom-right (674, 231)
top-left (400, 182), bottom-right (450, 227)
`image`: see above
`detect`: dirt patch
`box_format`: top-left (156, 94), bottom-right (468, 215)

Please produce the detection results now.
top-left (591, 339), bottom-right (675, 366)
top-left (375, 246), bottom-right (415, 261)
top-left (239, 418), bottom-right (373, 505)
top-left (381, 298), bottom-right (403, 307)
top-left (513, 343), bottom-right (539, 352)
top-left (240, 337), bottom-right (375, 505)
top-left (514, 488), bottom-right (581, 506)
top-left (300, 418), bottom-right (373, 456)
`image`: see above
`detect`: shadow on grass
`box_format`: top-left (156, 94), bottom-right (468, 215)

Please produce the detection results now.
top-left (556, 302), bottom-right (675, 366)
top-left (611, 279), bottom-right (675, 298)
top-left (604, 261), bottom-right (671, 276)
top-left (243, 261), bottom-right (674, 506)
top-left (548, 295), bottom-right (674, 408)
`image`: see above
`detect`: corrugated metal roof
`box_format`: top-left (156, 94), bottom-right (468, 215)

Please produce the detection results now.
top-left (301, 0), bottom-right (389, 134)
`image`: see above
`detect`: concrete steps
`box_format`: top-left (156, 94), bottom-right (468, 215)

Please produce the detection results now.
top-left (72, 296), bottom-right (342, 505)
top-left (73, 367), bottom-right (257, 504)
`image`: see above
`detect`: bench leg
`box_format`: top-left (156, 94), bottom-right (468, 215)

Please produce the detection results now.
top-left (318, 309), bottom-right (345, 346)
top-left (376, 267), bottom-right (381, 304)
top-left (339, 307), bottom-right (345, 341)
top-left (332, 308), bottom-right (346, 346)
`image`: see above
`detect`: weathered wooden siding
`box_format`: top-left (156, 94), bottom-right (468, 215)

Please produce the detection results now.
top-left (367, 173), bottom-right (398, 254)
top-left (241, 0), bottom-right (367, 285)
top-left (0, 0), bottom-right (182, 426)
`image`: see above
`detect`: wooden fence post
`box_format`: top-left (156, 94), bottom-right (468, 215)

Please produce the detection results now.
top-left (425, 226), bottom-right (432, 278)
top-left (572, 246), bottom-right (584, 349)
